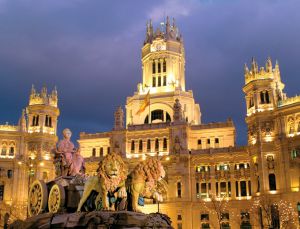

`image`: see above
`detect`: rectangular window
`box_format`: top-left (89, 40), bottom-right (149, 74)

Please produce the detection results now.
top-left (92, 148), bottom-right (96, 157)
top-left (220, 182), bottom-right (227, 196)
top-left (236, 181), bottom-right (239, 197)
top-left (216, 182), bottom-right (219, 196)
top-left (248, 181), bottom-right (251, 196)
top-left (107, 147), bottom-right (110, 154)
top-left (152, 77), bottom-right (156, 87)
top-left (158, 62), bottom-right (161, 73)
top-left (198, 139), bottom-right (202, 145)
top-left (201, 183), bottom-right (207, 198)
top-left (163, 76), bottom-right (167, 86)
top-left (207, 139), bottom-right (210, 145)
top-left (215, 138), bottom-right (219, 144)
top-left (241, 181), bottom-right (247, 196)
top-left (158, 76), bottom-right (161, 87)
top-left (147, 139), bottom-right (151, 151)
top-left (152, 62), bottom-right (156, 74)
top-left (196, 182), bottom-right (200, 197)
top-left (100, 147), bottom-right (103, 157)
top-left (163, 60), bottom-right (166, 72)
top-left (228, 181), bottom-right (231, 197)
top-left (177, 182), bottom-right (182, 198)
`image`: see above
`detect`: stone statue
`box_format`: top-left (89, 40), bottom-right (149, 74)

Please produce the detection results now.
top-left (53, 128), bottom-right (85, 177)
top-left (77, 152), bottom-right (128, 212)
top-left (127, 157), bottom-right (165, 212)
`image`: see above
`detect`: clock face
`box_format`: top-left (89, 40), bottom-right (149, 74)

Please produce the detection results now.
top-left (150, 41), bottom-right (166, 52)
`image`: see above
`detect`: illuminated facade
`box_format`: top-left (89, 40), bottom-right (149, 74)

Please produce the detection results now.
top-left (1, 17), bottom-right (300, 228)
top-left (0, 86), bottom-right (59, 226)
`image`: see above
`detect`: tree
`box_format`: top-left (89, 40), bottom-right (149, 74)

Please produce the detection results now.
top-left (200, 193), bottom-right (230, 229)
top-left (249, 195), bottom-right (298, 229)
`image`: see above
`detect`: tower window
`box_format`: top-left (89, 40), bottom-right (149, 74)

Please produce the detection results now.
top-left (158, 76), bottom-right (161, 87)
top-left (32, 116), bottom-right (36, 126)
top-left (100, 147), bottom-right (103, 157)
top-left (215, 138), bottom-right (219, 144)
top-left (265, 91), bottom-right (270, 103)
top-left (151, 109), bottom-right (164, 122)
top-left (107, 147), bottom-right (110, 154)
top-left (249, 97), bottom-right (254, 108)
top-left (36, 115), bottom-right (39, 126)
top-left (139, 140), bottom-right (143, 152)
top-left (163, 76), bottom-right (167, 86)
top-left (163, 138), bottom-right (167, 150)
top-left (45, 115), bottom-right (49, 127)
top-left (49, 117), bottom-right (52, 127)
top-left (177, 182), bottom-right (182, 198)
top-left (92, 148), bottom-right (96, 157)
top-left (166, 112), bottom-right (171, 122)
top-left (147, 139), bottom-right (151, 151)
top-left (163, 60), bottom-right (166, 72)
top-left (207, 139), bottom-right (210, 145)
top-left (155, 138), bottom-right (159, 151)
top-left (198, 139), bottom-right (202, 145)
top-left (158, 62), bottom-right (161, 73)
top-left (152, 77), bottom-right (156, 87)
top-left (260, 91), bottom-right (265, 104)
top-left (131, 140), bottom-right (135, 152)
top-left (7, 170), bottom-right (13, 179)
top-left (269, 173), bottom-right (276, 191)
top-left (152, 61), bottom-right (156, 74)
top-left (196, 182), bottom-right (200, 196)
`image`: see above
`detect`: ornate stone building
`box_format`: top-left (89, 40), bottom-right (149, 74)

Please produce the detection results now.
top-left (1, 17), bottom-right (300, 228)
top-left (0, 86), bottom-right (59, 226)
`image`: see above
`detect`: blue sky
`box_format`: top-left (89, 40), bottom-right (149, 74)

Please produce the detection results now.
top-left (0, 0), bottom-right (299, 145)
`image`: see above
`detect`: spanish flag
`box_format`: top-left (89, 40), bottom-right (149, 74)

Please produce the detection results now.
top-left (136, 90), bottom-right (150, 115)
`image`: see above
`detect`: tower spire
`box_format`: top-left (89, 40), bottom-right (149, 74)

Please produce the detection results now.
top-left (266, 56), bottom-right (272, 73)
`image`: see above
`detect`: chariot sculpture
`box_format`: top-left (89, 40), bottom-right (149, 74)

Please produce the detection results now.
top-left (27, 128), bottom-right (166, 217)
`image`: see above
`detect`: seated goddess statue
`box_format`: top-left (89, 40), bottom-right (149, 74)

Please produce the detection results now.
top-left (53, 128), bottom-right (85, 177)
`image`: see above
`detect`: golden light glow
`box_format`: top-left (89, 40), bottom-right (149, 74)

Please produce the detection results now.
top-left (39, 162), bottom-right (44, 166)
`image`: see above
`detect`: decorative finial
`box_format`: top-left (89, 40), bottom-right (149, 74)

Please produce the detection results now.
top-left (31, 84), bottom-right (36, 95)
top-left (244, 63), bottom-right (249, 75)
top-left (251, 57), bottom-right (258, 74)
top-left (266, 56), bottom-right (272, 73)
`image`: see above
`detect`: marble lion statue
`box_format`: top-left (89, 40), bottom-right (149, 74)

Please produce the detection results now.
top-left (127, 157), bottom-right (166, 212)
top-left (77, 152), bottom-right (128, 211)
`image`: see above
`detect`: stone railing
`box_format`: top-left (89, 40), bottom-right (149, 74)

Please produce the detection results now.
top-left (0, 123), bottom-right (18, 132)
top-left (234, 167), bottom-right (251, 179)
top-left (278, 95), bottom-right (300, 107)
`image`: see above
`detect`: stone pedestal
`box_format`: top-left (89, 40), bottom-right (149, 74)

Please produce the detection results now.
top-left (10, 211), bottom-right (173, 229)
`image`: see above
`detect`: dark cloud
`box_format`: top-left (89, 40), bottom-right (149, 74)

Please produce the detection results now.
top-left (0, 0), bottom-right (299, 144)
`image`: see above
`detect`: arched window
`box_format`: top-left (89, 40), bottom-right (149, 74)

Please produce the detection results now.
top-left (166, 112), bottom-right (171, 122)
top-left (152, 61), bottom-right (156, 74)
top-left (9, 147), bottom-right (14, 156)
top-left (131, 140), bottom-right (135, 152)
top-left (1, 147), bottom-right (7, 156)
top-left (163, 138), bottom-right (167, 150)
top-left (144, 115), bottom-right (149, 124)
top-left (158, 61), bottom-right (161, 73)
top-left (147, 139), bottom-right (151, 151)
top-left (155, 139), bottom-right (159, 151)
top-left (163, 60), bottom-right (166, 72)
top-left (139, 140), bottom-right (143, 152)
top-left (151, 109), bottom-right (164, 122)
top-left (269, 173), bottom-right (276, 191)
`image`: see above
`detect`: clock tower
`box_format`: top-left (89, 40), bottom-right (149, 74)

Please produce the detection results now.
top-left (126, 17), bottom-right (201, 126)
